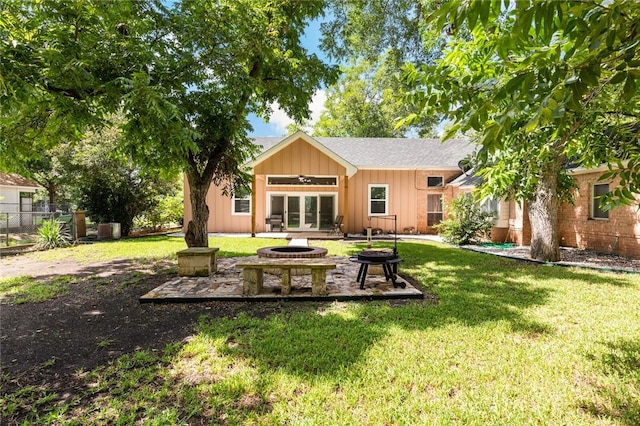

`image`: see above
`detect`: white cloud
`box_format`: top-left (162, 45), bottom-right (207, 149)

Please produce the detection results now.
top-left (268, 90), bottom-right (327, 135)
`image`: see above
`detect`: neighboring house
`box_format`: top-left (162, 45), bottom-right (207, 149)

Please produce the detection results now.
top-left (183, 131), bottom-right (475, 235)
top-left (0, 172), bottom-right (42, 230)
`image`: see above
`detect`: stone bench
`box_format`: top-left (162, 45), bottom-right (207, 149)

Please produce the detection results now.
top-left (177, 247), bottom-right (219, 277)
top-left (236, 258), bottom-right (337, 296)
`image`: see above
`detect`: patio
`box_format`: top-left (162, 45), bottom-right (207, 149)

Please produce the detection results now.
top-left (139, 255), bottom-right (424, 303)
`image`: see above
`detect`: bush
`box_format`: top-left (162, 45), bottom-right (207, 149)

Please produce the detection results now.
top-left (133, 193), bottom-right (183, 231)
top-left (435, 194), bottom-right (495, 245)
top-left (35, 219), bottom-right (71, 250)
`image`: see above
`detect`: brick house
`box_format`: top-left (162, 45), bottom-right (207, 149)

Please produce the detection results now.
top-left (462, 166), bottom-right (640, 259)
top-left (521, 167), bottom-right (640, 258)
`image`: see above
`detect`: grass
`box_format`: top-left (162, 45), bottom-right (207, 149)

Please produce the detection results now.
top-left (26, 235), bottom-right (288, 263)
top-left (2, 237), bottom-right (640, 424)
top-left (0, 275), bottom-right (75, 304)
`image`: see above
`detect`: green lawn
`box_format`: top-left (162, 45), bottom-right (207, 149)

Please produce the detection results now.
top-left (2, 236), bottom-right (640, 425)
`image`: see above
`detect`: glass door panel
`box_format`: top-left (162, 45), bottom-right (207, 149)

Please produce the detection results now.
top-left (287, 196), bottom-right (300, 229)
top-left (270, 195), bottom-right (285, 217)
top-left (304, 196), bottom-right (318, 229)
top-left (319, 195), bottom-right (334, 230)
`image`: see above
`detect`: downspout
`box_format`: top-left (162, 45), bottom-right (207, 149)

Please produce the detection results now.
top-left (251, 173), bottom-right (256, 237)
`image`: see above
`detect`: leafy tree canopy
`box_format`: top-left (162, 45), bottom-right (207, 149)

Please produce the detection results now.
top-left (312, 57), bottom-right (437, 137)
top-left (404, 0), bottom-right (640, 206)
top-left (1, 0), bottom-right (338, 247)
top-left (400, 0), bottom-right (640, 261)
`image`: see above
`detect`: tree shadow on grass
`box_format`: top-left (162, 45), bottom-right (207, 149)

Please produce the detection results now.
top-left (195, 241), bottom-right (638, 379)
top-left (3, 240), bottom-right (639, 424)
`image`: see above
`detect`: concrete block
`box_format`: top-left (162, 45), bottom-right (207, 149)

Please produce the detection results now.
top-left (177, 247), bottom-right (219, 277)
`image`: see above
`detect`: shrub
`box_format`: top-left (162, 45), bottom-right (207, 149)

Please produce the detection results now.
top-left (35, 219), bottom-right (71, 250)
top-left (133, 193), bottom-right (183, 231)
top-left (435, 194), bottom-right (495, 245)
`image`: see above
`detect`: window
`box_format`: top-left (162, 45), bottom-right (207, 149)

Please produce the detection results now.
top-left (368, 184), bottom-right (388, 215)
top-left (232, 186), bottom-right (251, 215)
top-left (427, 194), bottom-right (443, 226)
top-left (591, 183), bottom-right (609, 219)
top-left (267, 176), bottom-right (337, 186)
top-left (481, 198), bottom-right (499, 224)
top-left (427, 176), bottom-right (444, 187)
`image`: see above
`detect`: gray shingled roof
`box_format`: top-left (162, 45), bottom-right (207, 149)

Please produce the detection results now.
top-left (251, 136), bottom-right (475, 169)
top-left (449, 172), bottom-right (483, 187)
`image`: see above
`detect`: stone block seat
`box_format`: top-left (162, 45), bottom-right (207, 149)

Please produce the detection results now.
top-left (177, 247), bottom-right (219, 277)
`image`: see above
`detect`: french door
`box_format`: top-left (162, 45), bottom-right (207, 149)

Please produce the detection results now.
top-left (270, 193), bottom-right (335, 231)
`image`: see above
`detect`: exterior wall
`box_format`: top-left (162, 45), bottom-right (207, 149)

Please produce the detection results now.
top-left (348, 169), bottom-right (416, 234)
top-left (417, 170), bottom-right (463, 234)
top-left (184, 137), bottom-right (348, 233)
top-left (347, 169), bottom-right (462, 235)
top-left (558, 172), bottom-right (640, 258)
top-left (0, 187), bottom-right (21, 210)
top-left (253, 139), bottom-right (347, 176)
top-left (183, 175), bottom-right (253, 233)
top-left (0, 185), bottom-right (38, 213)
top-left (507, 200), bottom-right (531, 246)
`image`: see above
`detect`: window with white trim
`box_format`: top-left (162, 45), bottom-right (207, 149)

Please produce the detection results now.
top-left (232, 186), bottom-right (251, 215)
top-left (591, 183), bottom-right (609, 220)
top-left (427, 194), bottom-right (443, 226)
top-left (368, 184), bottom-right (388, 215)
top-left (481, 198), bottom-right (500, 224)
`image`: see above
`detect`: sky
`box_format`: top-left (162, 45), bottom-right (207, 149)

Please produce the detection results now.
top-left (247, 18), bottom-right (333, 137)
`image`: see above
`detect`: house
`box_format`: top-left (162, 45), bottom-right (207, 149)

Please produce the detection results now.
top-left (448, 165), bottom-right (640, 259)
top-left (0, 172), bottom-right (42, 231)
top-left (183, 131), bottom-right (476, 235)
top-left (183, 131), bottom-right (640, 258)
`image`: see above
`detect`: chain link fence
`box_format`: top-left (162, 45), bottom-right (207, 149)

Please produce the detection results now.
top-left (0, 203), bottom-right (75, 247)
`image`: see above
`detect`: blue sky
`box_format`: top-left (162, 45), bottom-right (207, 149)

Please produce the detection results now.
top-left (248, 18), bottom-right (333, 137)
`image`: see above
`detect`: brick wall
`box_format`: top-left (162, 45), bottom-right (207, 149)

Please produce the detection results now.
top-left (558, 171), bottom-right (640, 259)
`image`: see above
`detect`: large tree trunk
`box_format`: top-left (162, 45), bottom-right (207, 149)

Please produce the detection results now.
top-left (47, 182), bottom-right (56, 209)
top-left (185, 170), bottom-right (212, 248)
top-left (528, 159), bottom-right (562, 262)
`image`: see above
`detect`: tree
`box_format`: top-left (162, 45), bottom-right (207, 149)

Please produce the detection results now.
top-left (315, 0), bottom-right (441, 138)
top-left (312, 57), bottom-right (437, 137)
top-left (63, 124), bottom-right (180, 236)
top-left (1, 0), bottom-right (148, 169)
top-left (1, 0), bottom-right (338, 248)
top-left (403, 0), bottom-right (640, 261)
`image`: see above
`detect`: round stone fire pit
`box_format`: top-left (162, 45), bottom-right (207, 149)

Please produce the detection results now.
top-left (257, 246), bottom-right (328, 276)
top-left (257, 246), bottom-right (328, 259)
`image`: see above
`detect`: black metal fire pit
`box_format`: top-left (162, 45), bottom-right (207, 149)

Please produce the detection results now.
top-left (357, 250), bottom-right (396, 262)
top-left (350, 249), bottom-right (404, 290)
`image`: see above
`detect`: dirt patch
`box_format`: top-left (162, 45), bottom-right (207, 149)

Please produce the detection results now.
top-left (0, 254), bottom-right (428, 413)
top-left (0, 257), bottom-right (322, 397)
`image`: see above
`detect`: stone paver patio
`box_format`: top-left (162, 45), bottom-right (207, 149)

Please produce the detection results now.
top-left (140, 256), bottom-right (423, 303)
